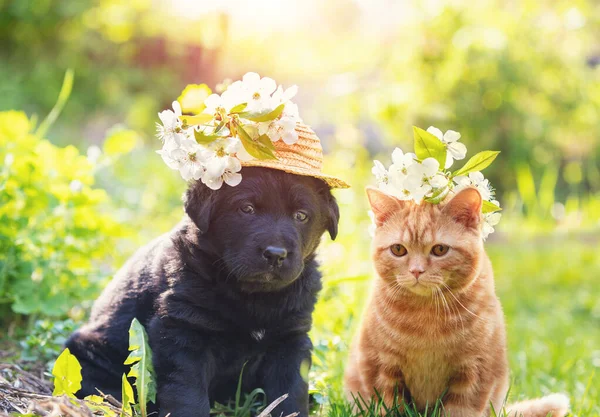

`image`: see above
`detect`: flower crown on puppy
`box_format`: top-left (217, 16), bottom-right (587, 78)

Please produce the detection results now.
top-left (156, 72), bottom-right (349, 190)
top-left (371, 126), bottom-right (502, 239)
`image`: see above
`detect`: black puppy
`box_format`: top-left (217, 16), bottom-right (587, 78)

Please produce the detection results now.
top-left (66, 167), bottom-right (340, 417)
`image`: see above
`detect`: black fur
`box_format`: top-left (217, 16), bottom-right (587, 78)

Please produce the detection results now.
top-left (66, 167), bottom-right (340, 417)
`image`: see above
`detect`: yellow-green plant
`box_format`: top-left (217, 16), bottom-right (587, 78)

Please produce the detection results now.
top-left (124, 318), bottom-right (157, 417)
top-left (0, 110), bottom-right (124, 318)
top-left (51, 319), bottom-right (157, 417)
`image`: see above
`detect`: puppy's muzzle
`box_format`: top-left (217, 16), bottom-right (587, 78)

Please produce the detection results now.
top-left (262, 246), bottom-right (287, 268)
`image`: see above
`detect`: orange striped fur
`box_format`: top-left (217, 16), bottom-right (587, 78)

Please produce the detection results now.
top-left (344, 187), bottom-right (569, 417)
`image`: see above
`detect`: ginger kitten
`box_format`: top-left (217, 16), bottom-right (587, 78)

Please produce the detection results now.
top-left (344, 187), bottom-right (569, 417)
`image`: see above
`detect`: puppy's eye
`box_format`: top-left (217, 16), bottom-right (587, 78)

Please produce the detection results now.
top-left (431, 244), bottom-right (450, 257)
top-left (294, 210), bottom-right (308, 222)
top-left (390, 244), bottom-right (407, 257)
top-left (240, 204), bottom-right (255, 215)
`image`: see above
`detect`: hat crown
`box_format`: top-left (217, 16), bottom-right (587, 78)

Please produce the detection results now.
top-left (271, 123), bottom-right (323, 170)
top-left (241, 122), bottom-right (349, 188)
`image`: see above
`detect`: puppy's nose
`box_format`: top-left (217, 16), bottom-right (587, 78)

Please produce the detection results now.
top-left (410, 267), bottom-right (425, 279)
top-left (263, 246), bottom-right (287, 267)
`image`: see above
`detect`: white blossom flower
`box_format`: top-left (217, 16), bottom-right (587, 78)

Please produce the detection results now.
top-left (202, 155), bottom-right (242, 190)
top-left (258, 113), bottom-right (298, 144)
top-left (241, 72), bottom-right (277, 113)
top-left (271, 84), bottom-right (298, 105)
top-left (156, 101), bottom-right (183, 143)
top-left (159, 137), bottom-right (205, 181)
top-left (427, 126), bottom-right (467, 169)
top-left (482, 201), bottom-right (501, 239)
top-left (372, 160), bottom-right (388, 183)
top-left (157, 73), bottom-right (303, 190)
top-left (388, 148), bottom-right (416, 180)
top-left (453, 171), bottom-right (494, 201)
top-left (257, 101), bottom-right (300, 144)
top-left (201, 138), bottom-right (243, 188)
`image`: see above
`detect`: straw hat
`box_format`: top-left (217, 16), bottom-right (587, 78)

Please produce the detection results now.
top-left (241, 122), bottom-right (350, 189)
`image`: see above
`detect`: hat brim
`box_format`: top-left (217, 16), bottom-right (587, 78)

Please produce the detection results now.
top-left (241, 160), bottom-right (350, 189)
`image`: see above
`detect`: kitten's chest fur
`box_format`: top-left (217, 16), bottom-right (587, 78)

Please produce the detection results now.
top-left (389, 343), bottom-right (460, 408)
top-left (374, 305), bottom-right (466, 407)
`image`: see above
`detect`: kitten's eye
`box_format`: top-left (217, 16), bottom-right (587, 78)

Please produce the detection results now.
top-left (431, 244), bottom-right (450, 257)
top-left (294, 210), bottom-right (309, 222)
top-left (390, 244), bottom-right (407, 257)
top-left (240, 204), bottom-right (255, 215)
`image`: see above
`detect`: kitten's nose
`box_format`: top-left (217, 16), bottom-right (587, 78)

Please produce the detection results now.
top-left (410, 267), bottom-right (425, 279)
top-left (263, 246), bottom-right (287, 267)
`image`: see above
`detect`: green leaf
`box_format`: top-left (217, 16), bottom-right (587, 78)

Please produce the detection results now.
top-left (235, 363), bottom-right (246, 410)
top-left (239, 103), bottom-right (285, 122)
top-left (52, 348), bottom-right (82, 397)
top-left (180, 113), bottom-right (213, 126)
top-left (103, 128), bottom-right (139, 157)
top-left (482, 200), bottom-right (502, 213)
top-left (230, 103), bottom-right (248, 113)
top-left (257, 133), bottom-right (276, 151)
top-left (424, 186), bottom-right (450, 204)
top-left (194, 128), bottom-right (222, 145)
top-left (452, 151), bottom-right (500, 177)
top-left (413, 126), bottom-right (447, 168)
top-left (121, 373), bottom-right (135, 416)
top-left (237, 126), bottom-right (277, 160)
top-left (124, 318), bottom-right (156, 417)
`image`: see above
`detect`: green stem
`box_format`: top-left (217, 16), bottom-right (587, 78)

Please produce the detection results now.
top-left (35, 69), bottom-right (74, 139)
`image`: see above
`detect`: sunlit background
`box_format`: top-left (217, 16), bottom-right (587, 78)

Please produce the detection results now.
top-left (1, 0), bottom-right (599, 414)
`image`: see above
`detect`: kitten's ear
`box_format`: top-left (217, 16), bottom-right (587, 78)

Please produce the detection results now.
top-left (442, 187), bottom-right (482, 230)
top-left (366, 187), bottom-right (402, 226)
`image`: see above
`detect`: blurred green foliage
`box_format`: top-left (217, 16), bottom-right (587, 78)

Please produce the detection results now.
top-left (20, 318), bottom-right (77, 365)
top-left (0, 110), bottom-right (125, 319)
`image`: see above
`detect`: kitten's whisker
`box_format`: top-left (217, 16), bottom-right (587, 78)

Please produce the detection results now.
top-left (434, 288), bottom-right (442, 320)
top-left (442, 282), bottom-right (486, 321)
top-left (439, 288), bottom-right (450, 325)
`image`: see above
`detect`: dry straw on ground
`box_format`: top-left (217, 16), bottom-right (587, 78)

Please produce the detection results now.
top-left (0, 362), bottom-right (296, 417)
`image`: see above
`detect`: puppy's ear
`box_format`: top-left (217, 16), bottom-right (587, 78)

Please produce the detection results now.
top-left (325, 191), bottom-right (340, 240)
top-left (183, 182), bottom-right (214, 234)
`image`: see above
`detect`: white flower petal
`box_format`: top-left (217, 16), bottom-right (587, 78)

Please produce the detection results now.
top-left (205, 157), bottom-right (228, 178)
top-left (469, 171), bottom-right (485, 182)
top-left (203, 94), bottom-right (222, 111)
top-left (172, 101), bottom-right (182, 116)
top-left (426, 126), bottom-right (443, 140)
top-left (203, 176), bottom-right (224, 190)
top-left (445, 153), bottom-right (455, 169)
top-left (260, 77), bottom-right (277, 95)
top-left (420, 158), bottom-right (440, 176)
top-left (391, 148), bottom-right (405, 166)
top-left (283, 85), bottom-right (298, 100)
top-left (243, 72), bottom-right (261, 85)
top-left (430, 174), bottom-right (448, 188)
top-left (448, 142), bottom-right (467, 160)
top-left (224, 172), bottom-right (242, 187)
top-left (236, 143), bottom-right (254, 162)
top-left (443, 130), bottom-right (461, 143)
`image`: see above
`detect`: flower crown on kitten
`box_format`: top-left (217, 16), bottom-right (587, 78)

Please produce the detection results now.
top-left (156, 72), bottom-right (301, 190)
top-left (371, 126), bottom-right (502, 239)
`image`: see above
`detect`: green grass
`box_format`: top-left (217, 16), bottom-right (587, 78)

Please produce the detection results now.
top-left (309, 237), bottom-right (600, 417)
